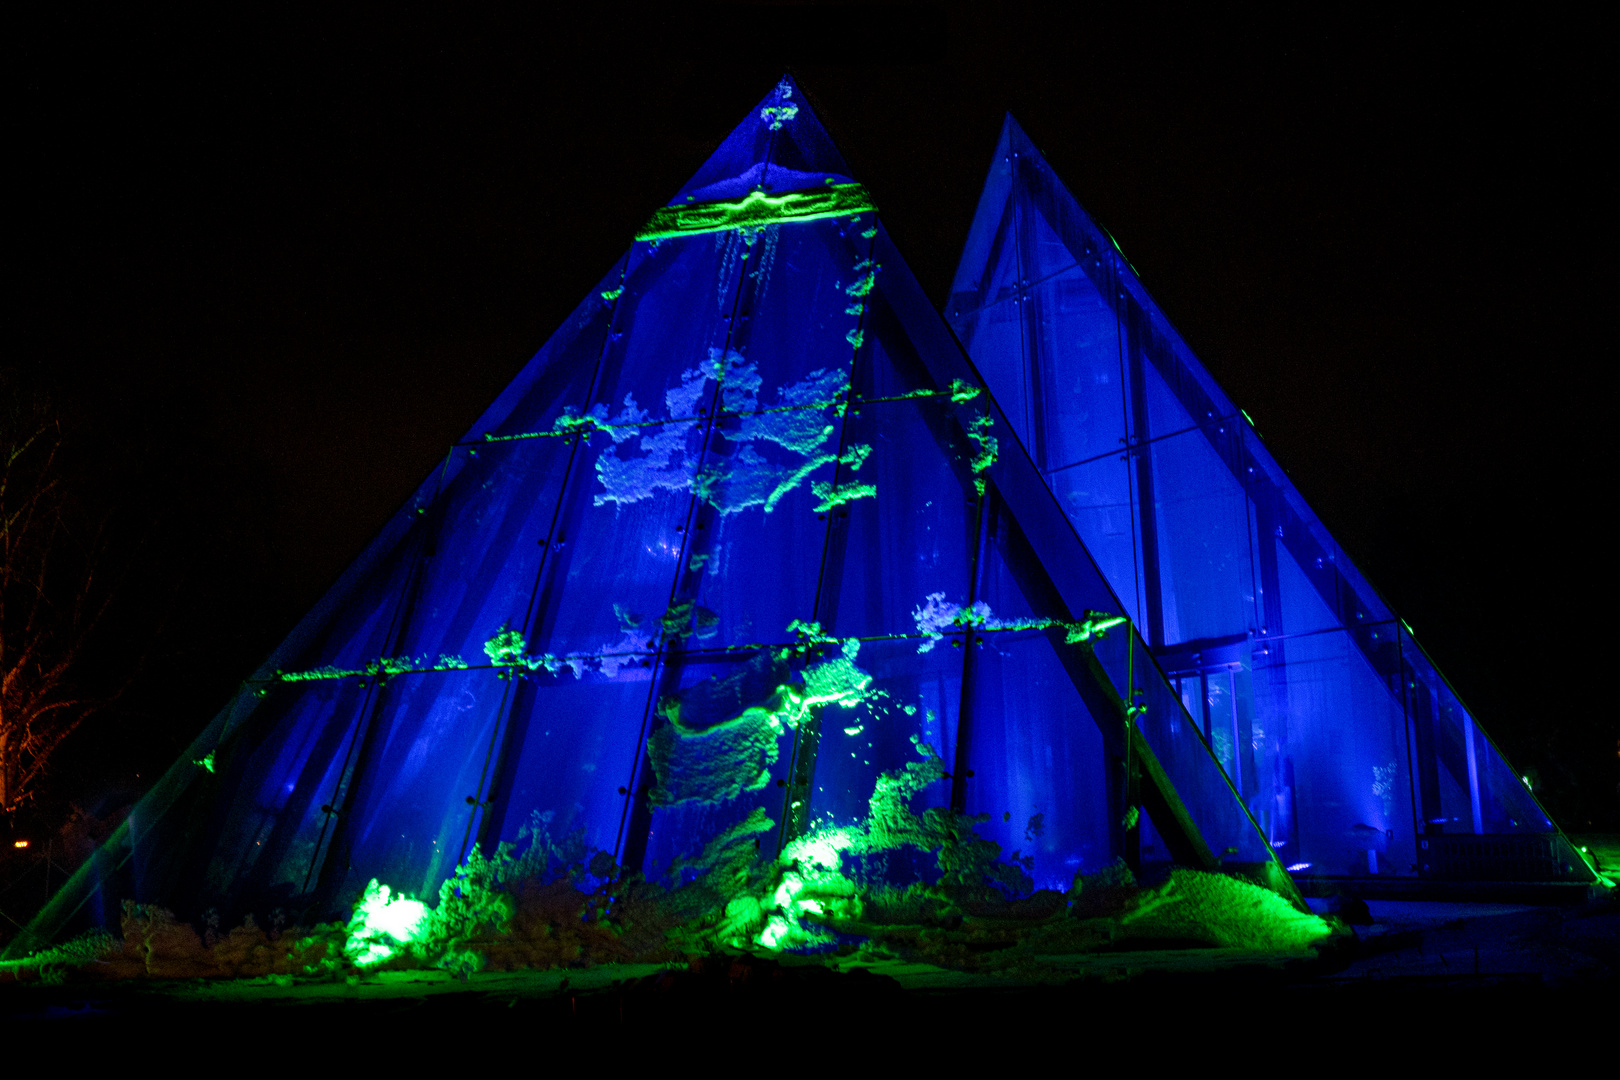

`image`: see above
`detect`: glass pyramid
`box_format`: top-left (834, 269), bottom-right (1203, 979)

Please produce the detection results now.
top-left (18, 83), bottom-right (1301, 957)
top-left (947, 116), bottom-right (1593, 888)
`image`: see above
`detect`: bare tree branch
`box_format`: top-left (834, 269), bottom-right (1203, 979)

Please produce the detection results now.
top-left (1, 374), bottom-right (121, 813)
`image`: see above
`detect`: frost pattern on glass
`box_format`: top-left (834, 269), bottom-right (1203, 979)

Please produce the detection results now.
top-left (593, 349), bottom-right (871, 515)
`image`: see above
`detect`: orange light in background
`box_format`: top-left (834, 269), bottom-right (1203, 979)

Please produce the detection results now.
top-left (12, 840), bottom-right (28, 848)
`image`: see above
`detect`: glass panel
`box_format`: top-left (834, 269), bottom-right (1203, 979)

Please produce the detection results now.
top-left (1047, 455), bottom-right (1141, 628)
top-left (948, 121), bottom-right (1015, 317)
top-left (636, 652), bottom-right (799, 879)
top-left (1008, 118), bottom-right (1112, 285)
top-left (724, 217), bottom-right (870, 392)
top-left (1203, 668), bottom-right (1239, 779)
top-left (683, 426), bottom-right (834, 649)
top-left (595, 233), bottom-right (749, 407)
top-left (522, 229), bottom-right (746, 664)
top-left (1241, 663), bottom-right (1293, 854)
top-left (1253, 627), bottom-right (1418, 877)
top-left (323, 668), bottom-right (509, 900)
top-left (1472, 721), bottom-right (1557, 833)
top-left (1011, 157), bottom-right (1083, 284)
top-left (954, 197), bottom-right (1024, 321)
top-left (168, 677), bottom-right (375, 914)
top-left (486, 674), bottom-right (652, 860)
top-left (1268, 536), bottom-right (1344, 638)
top-left (521, 466), bottom-right (684, 669)
top-left (953, 296), bottom-right (1028, 439)
top-left (1116, 254), bottom-right (1238, 426)
top-left (1133, 647), bottom-right (1272, 865)
top-left (476, 259), bottom-right (620, 439)
top-left (1144, 424), bottom-right (1256, 646)
top-left (1127, 336), bottom-right (1204, 447)
top-left (1400, 631), bottom-right (1552, 836)
top-left (1028, 267), bottom-right (1125, 471)
top-left (680, 216), bottom-right (873, 649)
top-left (389, 438), bottom-right (576, 662)
top-left (963, 631), bottom-right (1112, 891)
top-left (821, 397), bottom-right (977, 640)
top-left (797, 636), bottom-right (960, 853)
top-left (1238, 425), bottom-right (1392, 628)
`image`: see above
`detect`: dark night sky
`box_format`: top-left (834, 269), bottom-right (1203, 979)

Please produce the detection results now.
top-left (10, 7), bottom-right (1614, 825)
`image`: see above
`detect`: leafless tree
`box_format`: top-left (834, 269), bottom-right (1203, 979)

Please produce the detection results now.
top-left (0, 377), bottom-right (117, 815)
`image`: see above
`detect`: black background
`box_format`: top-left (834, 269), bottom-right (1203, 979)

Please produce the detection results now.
top-left (9, 5), bottom-right (1613, 837)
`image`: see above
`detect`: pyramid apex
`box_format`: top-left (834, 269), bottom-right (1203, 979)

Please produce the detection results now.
top-left (1000, 113), bottom-right (1039, 156)
top-left (669, 77), bottom-right (855, 206)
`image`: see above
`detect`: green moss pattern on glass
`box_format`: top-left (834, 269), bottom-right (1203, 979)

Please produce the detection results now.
top-left (637, 184), bottom-right (876, 242)
top-left (590, 352), bottom-right (873, 516)
top-left (277, 652), bottom-right (473, 684)
top-left (649, 639), bottom-right (874, 807)
top-left (911, 592), bottom-right (1127, 654)
top-left (966, 414), bottom-right (998, 497)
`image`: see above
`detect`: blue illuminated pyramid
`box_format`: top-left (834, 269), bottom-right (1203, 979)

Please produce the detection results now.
top-left (947, 116), bottom-right (1593, 887)
top-left (21, 83), bottom-right (1303, 954)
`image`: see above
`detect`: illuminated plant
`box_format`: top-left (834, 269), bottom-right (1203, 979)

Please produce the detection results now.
top-left (344, 880), bottom-right (430, 968)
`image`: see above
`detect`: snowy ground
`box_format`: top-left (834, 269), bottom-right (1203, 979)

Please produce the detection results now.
top-left (3, 892), bottom-right (1612, 1040)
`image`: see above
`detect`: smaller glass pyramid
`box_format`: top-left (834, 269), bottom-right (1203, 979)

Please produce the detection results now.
top-left (947, 115), bottom-right (1594, 888)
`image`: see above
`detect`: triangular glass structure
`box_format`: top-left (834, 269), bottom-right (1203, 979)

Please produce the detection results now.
top-left (16, 83), bottom-right (1298, 957)
top-left (947, 115), bottom-right (1594, 888)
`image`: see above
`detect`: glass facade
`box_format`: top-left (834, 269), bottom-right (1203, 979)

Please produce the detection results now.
top-left (21, 83), bottom-right (1289, 953)
top-left (947, 116), bottom-right (1592, 884)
